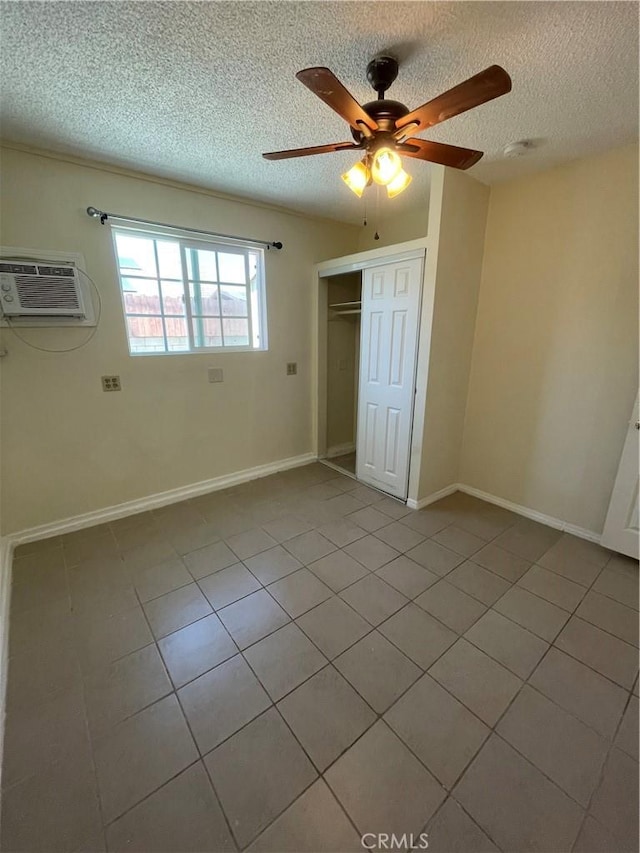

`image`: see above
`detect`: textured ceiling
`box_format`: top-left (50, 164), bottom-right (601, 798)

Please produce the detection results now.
top-left (0, 1), bottom-right (637, 224)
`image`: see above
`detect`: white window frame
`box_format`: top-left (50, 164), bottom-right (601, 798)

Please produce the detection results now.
top-left (111, 225), bottom-right (268, 356)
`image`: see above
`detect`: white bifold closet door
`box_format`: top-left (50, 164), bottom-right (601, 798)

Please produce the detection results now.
top-left (356, 256), bottom-right (423, 499)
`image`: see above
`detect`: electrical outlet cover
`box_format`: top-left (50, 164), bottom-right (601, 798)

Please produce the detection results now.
top-left (102, 375), bottom-right (121, 392)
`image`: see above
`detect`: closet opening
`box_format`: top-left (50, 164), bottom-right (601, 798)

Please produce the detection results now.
top-left (324, 271), bottom-right (362, 478)
top-left (315, 242), bottom-right (427, 501)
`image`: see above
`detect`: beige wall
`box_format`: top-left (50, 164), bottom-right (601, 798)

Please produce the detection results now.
top-left (0, 146), bottom-right (359, 534)
top-left (460, 143), bottom-right (639, 533)
top-left (414, 167), bottom-right (490, 499)
top-left (356, 196), bottom-right (429, 252)
top-left (3, 141), bottom-right (637, 537)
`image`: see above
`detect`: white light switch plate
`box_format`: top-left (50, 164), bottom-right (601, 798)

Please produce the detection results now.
top-left (208, 367), bottom-right (223, 383)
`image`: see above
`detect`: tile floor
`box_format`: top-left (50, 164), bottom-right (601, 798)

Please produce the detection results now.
top-left (328, 453), bottom-right (357, 476)
top-left (2, 462), bottom-right (638, 852)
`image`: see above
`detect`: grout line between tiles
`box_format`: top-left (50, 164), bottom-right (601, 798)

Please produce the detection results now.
top-left (4, 472), bottom-right (638, 853)
top-left (569, 689), bottom-right (637, 853)
top-left (422, 793), bottom-right (506, 853)
top-left (363, 557), bottom-right (635, 827)
top-left (103, 754), bottom-right (204, 832)
top-left (433, 538), bottom-right (638, 690)
top-left (61, 545), bottom-right (109, 851)
top-left (483, 550), bottom-right (635, 733)
top-left (96, 572), bottom-right (238, 843)
top-left (171, 718), bottom-right (238, 849)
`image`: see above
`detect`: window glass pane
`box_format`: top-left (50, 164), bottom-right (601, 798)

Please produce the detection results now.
top-left (189, 281), bottom-right (219, 315)
top-left (251, 288), bottom-right (260, 348)
top-left (193, 316), bottom-right (222, 348)
top-left (160, 281), bottom-right (185, 316)
top-left (186, 248), bottom-right (217, 282)
top-left (220, 284), bottom-right (248, 317)
top-left (122, 278), bottom-right (161, 314)
top-left (116, 229), bottom-right (266, 354)
top-left (126, 316), bottom-right (166, 353)
top-left (115, 234), bottom-right (157, 277)
top-left (218, 251), bottom-right (246, 284)
top-left (249, 251), bottom-right (261, 348)
top-left (248, 252), bottom-right (258, 285)
top-left (165, 317), bottom-right (189, 352)
top-left (222, 318), bottom-right (249, 347)
top-left (156, 241), bottom-right (182, 279)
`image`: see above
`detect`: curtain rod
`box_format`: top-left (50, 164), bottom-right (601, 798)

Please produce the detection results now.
top-left (85, 207), bottom-right (283, 250)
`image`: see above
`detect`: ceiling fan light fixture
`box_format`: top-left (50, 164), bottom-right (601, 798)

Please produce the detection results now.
top-left (386, 168), bottom-right (412, 198)
top-left (370, 147), bottom-right (402, 185)
top-left (264, 62), bottom-right (512, 202)
top-left (341, 160), bottom-right (369, 197)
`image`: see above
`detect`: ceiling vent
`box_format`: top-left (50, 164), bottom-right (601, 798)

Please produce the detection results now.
top-left (503, 140), bottom-right (535, 158)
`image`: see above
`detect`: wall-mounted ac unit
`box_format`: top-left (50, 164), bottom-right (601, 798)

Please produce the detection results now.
top-left (0, 261), bottom-right (86, 318)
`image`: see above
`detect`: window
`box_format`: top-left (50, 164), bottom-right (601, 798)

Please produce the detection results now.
top-left (112, 227), bottom-right (267, 355)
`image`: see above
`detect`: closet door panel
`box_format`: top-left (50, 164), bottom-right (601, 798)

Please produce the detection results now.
top-left (356, 256), bottom-right (423, 499)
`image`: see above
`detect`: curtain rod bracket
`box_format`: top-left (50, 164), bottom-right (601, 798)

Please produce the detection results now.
top-left (86, 206), bottom-right (282, 249)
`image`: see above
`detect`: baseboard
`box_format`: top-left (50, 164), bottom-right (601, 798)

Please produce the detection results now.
top-left (0, 536), bottom-right (13, 792)
top-left (410, 482), bottom-right (601, 543)
top-left (8, 452), bottom-right (317, 546)
top-left (326, 443), bottom-right (356, 459)
top-left (406, 484), bottom-right (458, 510)
top-left (457, 484), bottom-right (601, 543)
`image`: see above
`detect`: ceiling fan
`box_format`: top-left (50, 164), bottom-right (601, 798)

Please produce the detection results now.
top-left (263, 57), bottom-right (512, 198)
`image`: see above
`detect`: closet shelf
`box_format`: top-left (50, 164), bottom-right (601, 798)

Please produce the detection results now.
top-left (329, 300), bottom-right (361, 316)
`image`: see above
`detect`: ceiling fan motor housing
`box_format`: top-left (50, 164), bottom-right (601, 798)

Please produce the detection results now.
top-left (351, 56), bottom-right (409, 143)
top-left (350, 100), bottom-right (409, 143)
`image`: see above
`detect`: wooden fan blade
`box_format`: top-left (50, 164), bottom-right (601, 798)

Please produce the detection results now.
top-left (399, 138), bottom-right (483, 170)
top-left (396, 65), bottom-right (511, 134)
top-left (296, 67), bottom-right (378, 132)
top-left (263, 141), bottom-right (361, 160)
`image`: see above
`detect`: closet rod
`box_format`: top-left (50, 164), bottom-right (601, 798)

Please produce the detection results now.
top-left (86, 207), bottom-right (283, 250)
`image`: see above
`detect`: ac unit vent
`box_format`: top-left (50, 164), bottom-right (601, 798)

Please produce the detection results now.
top-left (14, 275), bottom-right (82, 310)
top-left (36, 265), bottom-right (75, 278)
top-left (0, 262), bottom-right (37, 274)
top-left (0, 263), bottom-right (86, 318)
